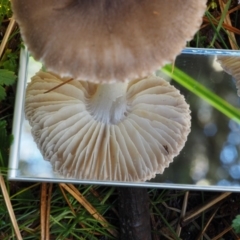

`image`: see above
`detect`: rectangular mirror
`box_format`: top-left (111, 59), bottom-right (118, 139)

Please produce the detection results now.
top-left (8, 48), bottom-right (240, 191)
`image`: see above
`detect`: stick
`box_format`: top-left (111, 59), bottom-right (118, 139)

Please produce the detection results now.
top-left (0, 18), bottom-right (15, 59)
top-left (40, 183), bottom-right (52, 240)
top-left (181, 192), bottom-right (232, 227)
top-left (218, 0), bottom-right (239, 49)
top-left (176, 191), bottom-right (189, 237)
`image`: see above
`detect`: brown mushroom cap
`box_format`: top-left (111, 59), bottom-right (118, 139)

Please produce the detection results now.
top-left (25, 71), bottom-right (191, 181)
top-left (218, 56), bottom-right (240, 97)
top-left (12, 0), bottom-right (206, 83)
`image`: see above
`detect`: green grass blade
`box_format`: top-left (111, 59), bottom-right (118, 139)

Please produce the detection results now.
top-left (209, 0), bottom-right (231, 47)
top-left (161, 64), bottom-right (240, 124)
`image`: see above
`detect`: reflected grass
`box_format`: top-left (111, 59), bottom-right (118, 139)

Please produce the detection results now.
top-left (162, 64), bottom-right (240, 124)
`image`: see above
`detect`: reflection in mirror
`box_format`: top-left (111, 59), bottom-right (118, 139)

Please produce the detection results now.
top-left (154, 51), bottom-right (240, 188)
top-left (217, 56), bottom-right (240, 96)
top-left (11, 49), bottom-right (240, 190)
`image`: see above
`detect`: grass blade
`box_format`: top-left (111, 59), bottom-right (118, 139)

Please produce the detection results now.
top-left (162, 64), bottom-right (240, 124)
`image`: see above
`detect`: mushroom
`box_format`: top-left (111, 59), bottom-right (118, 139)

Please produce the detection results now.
top-left (218, 56), bottom-right (240, 97)
top-left (11, 0), bottom-right (206, 83)
top-left (25, 71), bottom-right (191, 181)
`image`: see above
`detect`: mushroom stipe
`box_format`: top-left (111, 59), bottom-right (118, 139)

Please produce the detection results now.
top-left (25, 71), bottom-right (191, 182)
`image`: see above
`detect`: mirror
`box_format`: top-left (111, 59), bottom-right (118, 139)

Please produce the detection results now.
top-left (8, 48), bottom-right (240, 191)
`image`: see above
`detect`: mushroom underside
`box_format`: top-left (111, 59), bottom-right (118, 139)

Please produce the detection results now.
top-left (25, 71), bottom-right (191, 182)
top-left (218, 56), bottom-right (240, 97)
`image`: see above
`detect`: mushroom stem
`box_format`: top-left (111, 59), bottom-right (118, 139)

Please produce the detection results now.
top-left (118, 187), bottom-right (152, 240)
top-left (87, 82), bottom-right (128, 124)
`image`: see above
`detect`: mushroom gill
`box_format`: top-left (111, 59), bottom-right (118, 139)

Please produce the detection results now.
top-left (11, 0), bottom-right (206, 83)
top-left (25, 71), bottom-right (191, 182)
top-left (218, 56), bottom-right (240, 97)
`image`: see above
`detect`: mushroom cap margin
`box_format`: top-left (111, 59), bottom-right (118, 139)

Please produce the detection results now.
top-left (12, 0), bottom-right (206, 83)
top-left (218, 56), bottom-right (240, 97)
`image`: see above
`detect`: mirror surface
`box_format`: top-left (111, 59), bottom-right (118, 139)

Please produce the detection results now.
top-left (8, 48), bottom-right (240, 191)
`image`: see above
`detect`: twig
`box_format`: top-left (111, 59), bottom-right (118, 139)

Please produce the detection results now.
top-left (222, 218), bottom-right (239, 240)
top-left (0, 18), bottom-right (15, 59)
top-left (211, 225), bottom-right (232, 240)
top-left (59, 184), bottom-right (89, 231)
top-left (201, 5), bottom-right (240, 33)
top-left (59, 184), bottom-right (76, 214)
top-left (40, 183), bottom-right (46, 240)
top-left (176, 191), bottom-right (189, 237)
top-left (161, 233), bottom-right (175, 240)
top-left (162, 201), bottom-right (181, 213)
top-left (46, 184), bottom-right (52, 240)
top-left (192, 221), bottom-right (212, 240)
top-left (90, 187), bottom-right (119, 217)
top-left (202, 17), bottom-right (240, 35)
top-left (160, 218), bottom-right (179, 239)
top-left (0, 175), bottom-right (23, 240)
top-left (196, 206), bottom-right (219, 240)
top-left (218, 0), bottom-right (239, 49)
top-left (181, 192), bottom-right (232, 227)
top-left (151, 214), bottom-right (160, 240)
top-left (0, 105), bottom-right (11, 115)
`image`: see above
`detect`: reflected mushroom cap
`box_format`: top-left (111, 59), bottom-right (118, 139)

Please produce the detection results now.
top-left (12, 0), bottom-right (206, 83)
top-left (218, 56), bottom-right (240, 97)
top-left (25, 71), bottom-right (191, 181)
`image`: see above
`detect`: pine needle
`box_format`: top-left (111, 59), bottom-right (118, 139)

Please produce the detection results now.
top-left (59, 183), bottom-right (118, 238)
top-left (40, 183), bottom-right (52, 240)
top-left (218, 0), bottom-right (239, 49)
top-left (0, 18), bottom-right (15, 59)
top-left (181, 192), bottom-right (232, 226)
top-left (0, 175), bottom-right (22, 240)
